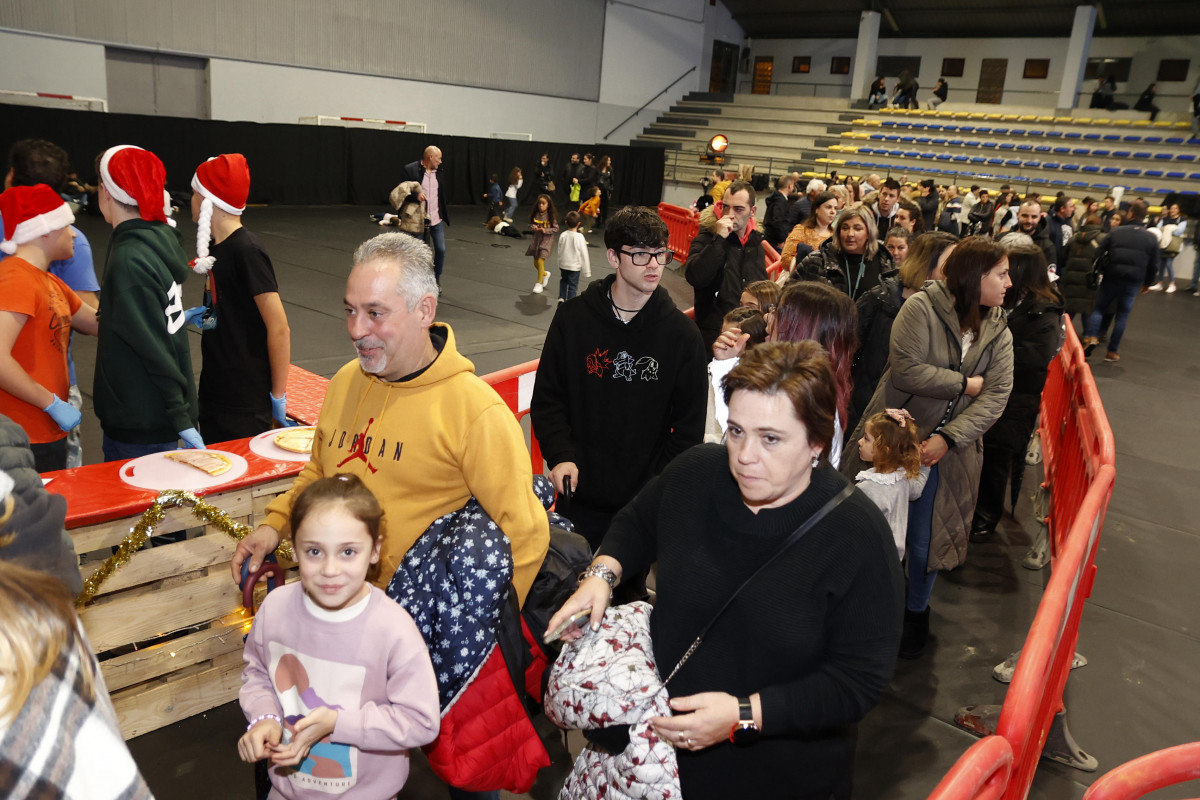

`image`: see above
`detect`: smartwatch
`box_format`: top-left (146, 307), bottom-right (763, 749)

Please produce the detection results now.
top-left (728, 697), bottom-right (760, 745)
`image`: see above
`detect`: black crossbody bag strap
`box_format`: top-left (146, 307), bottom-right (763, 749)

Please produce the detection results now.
top-left (661, 483), bottom-right (856, 687)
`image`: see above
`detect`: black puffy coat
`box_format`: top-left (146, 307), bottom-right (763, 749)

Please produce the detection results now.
top-left (848, 275), bottom-right (906, 432)
top-left (1059, 225), bottom-right (1103, 317)
top-left (983, 288), bottom-right (1065, 454)
top-left (1097, 222), bottom-right (1160, 285)
top-left (789, 236), bottom-right (894, 300)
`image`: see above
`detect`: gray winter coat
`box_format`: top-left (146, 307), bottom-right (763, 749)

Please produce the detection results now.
top-left (840, 282), bottom-right (1013, 572)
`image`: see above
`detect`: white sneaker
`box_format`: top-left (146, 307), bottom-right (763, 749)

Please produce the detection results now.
top-left (541, 272), bottom-right (552, 287)
top-left (1166, 282), bottom-right (1177, 294)
top-left (557, 297), bottom-right (565, 304)
top-left (1148, 283), bottom-right (1163, 291)
top-left (532, 282), bottom-right (543, 294)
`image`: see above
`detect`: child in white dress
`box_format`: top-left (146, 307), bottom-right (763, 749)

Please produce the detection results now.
top-left (855, 408), bottom-right (929, 560)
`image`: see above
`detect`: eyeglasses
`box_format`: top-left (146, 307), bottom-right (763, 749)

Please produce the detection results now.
top-left (617, 249), bottom-right (674, 266)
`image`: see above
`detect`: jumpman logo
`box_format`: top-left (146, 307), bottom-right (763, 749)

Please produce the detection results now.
top-left (336, 417), bottom-right (379, 473)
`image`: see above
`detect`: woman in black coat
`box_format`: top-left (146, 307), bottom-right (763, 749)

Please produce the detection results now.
top-left (1059, 215), bottom-right (1104, 320)
top-left (970, 244), bottom-right (1065, 539)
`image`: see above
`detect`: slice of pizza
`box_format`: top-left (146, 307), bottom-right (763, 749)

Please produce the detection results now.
top-left (274, 428), bottom-right (315, 454)
top-left (165, 450), bottom-right (232, 476)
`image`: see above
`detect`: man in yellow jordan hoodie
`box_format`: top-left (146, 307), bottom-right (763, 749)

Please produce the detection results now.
top-left (232, 233), bottom-right (549, 607)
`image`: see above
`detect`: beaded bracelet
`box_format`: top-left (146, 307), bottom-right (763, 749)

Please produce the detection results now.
top-left (247, 713), bottom-right (282, 732)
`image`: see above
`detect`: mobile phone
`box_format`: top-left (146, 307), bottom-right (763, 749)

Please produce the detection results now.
top-left (544, 609), bottom-right (593, 643)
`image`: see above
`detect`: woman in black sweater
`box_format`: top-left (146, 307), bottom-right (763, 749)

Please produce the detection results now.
top-left (549, 341), bottom-right (903, 800)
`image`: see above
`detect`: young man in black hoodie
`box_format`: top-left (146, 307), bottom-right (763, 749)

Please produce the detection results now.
top-left (531, 206), bottom-right (707, 549)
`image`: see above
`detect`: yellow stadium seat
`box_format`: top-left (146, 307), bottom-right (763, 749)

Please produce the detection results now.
top-left (1151, 121), bottom-right (1175, 128)
top-left (1036, 116), bottom-right (1056, 123)
top-left (1073, 117), bottom-right (1092, 124)
top-left (1019, 115), bottom-right (1037, 121)
top-left (1055, 116), bottom-right (1075, 123)
top-left (1129, 120), bottom-right (1150, 127)
top-left (1001, 114), bottom-right (1019, 121)
top-left (1111, 119), bottom-right (1131, 126)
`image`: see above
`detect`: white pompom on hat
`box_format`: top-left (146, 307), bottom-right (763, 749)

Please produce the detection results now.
top-left (0, 183), bottom-right (75, 255)
top-left (190, 154), bottom-right (250, 274)
top-left (99, 145), bottom-right (175, 228)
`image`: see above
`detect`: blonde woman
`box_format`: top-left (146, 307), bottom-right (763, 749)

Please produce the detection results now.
top-left (789, 202), bottom-right (895, 300)
top-left (0, 559), bottom-right (152, 798)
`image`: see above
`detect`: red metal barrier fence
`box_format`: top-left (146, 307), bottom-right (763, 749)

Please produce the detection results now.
top-left (1081, 741), bottom-right (1200, 800)
top-left (930, 320), bottom-right (1117, 800)
top-left (657, 203), bottom-right (699, 264)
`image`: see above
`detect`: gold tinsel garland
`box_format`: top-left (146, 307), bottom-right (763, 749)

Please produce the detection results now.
top-left (76, 489), bottom-right (295, 608)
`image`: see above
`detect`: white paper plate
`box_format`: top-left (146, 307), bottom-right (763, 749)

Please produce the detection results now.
top-left (249, 427), bottom-right (316, 463)
top-left (118, 450), bottom-right (249, 492)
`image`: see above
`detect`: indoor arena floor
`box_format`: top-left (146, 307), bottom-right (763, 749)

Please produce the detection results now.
top-left (64, 204), bottom-right (1200, 799)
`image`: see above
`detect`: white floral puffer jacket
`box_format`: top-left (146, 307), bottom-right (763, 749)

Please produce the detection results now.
top-left (544, 602), bottom-right (681, 800)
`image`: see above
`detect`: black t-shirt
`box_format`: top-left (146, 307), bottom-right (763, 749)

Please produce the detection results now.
top-left (198, 228), bottom-right (280, 412)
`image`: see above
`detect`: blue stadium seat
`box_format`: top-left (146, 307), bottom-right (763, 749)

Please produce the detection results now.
top-left (889, 150), bottom-right (904, 156)
top-left (1064, 132), bottom-right (1082, 139)
top-left (1153, 153), bottom-right (1174, 160)
top-left (932, 138), bottom-right (948, 145)
top-left (1091, 149), bottom-right (1111, 157)
top-left (904, 151), bottom-right (920, 157)
top-left (1023, 160), bottom-right (1041, 168)
top-left (1143, 170), bottom-right (1164, 177)
top-left (980, 141), bottom-right (998, 148)
top-left (952, 155), bottom-right (969, 162)
top-left (1100, 167), bottom-right (1120, 174)
top-left (1034, 145), bottom-right (1052, 152)
top-left (1051, 179), bottom-right (1069, 186)
top-left (1083, 133), bottom-right (1101, 140)
top-left (1045, 131), bottom-right (1063, 137)
top-left (970, 156), bottom-right (987, 164)
top-left (992, 128), bottom-right (1009, 135)
top-left (1092, 183), bottom-right (1111, 190)
top-left (1102, 134), bottom-right (1121, 141)
top-left (949, 139), bottom-right (964, 146)
top-left (1122, 135), bottom-right (1142, 143)
top-left (965, 140), bottom-right (981, 147)
top-left (1016, 144), bottom-right (1033, 151)
top-left (1120, 168), bottom-right (1141, 176)
top-left (916, 137), bottom-right (932, 143)
top-left (1042, 162), bottom-right (1060, 169)
top-left (1109, 150), bottom-right (1129, 157)
top-left (1071, 148), bottom-right (1090, 155)
top-left (987, 157), bottom-right (1004, 165)
top-left (998, 143), bottom-right (1015, 150)
top-left (919, 152), bottom-right (937, 159)
top-left (870, 133), bottom-right (885, 140)
top-left (1053, 147), bottom-right (1072, 154)
top-left (885, 135), bottom-right (901, 142)
top-left (1070, 181), bottom-right (1089, 188)
top-left (1132, 151), bottom-right (1151, 159)
top-left (900, 136), bottom-right (916, 142)
top-left (1061, 163), bottom-right (1080, 171)
top-left (1179, 190), bottom-right (1198, 195)
top-left (1165, 137), bottom-right (1185, 144)
top-left (1166, 171), bottom-right (1187, 179)
top-left (1005, 159), bottom-right (1022, 166)
top-left (1010, 128), bottom-right (1027, 135)
top-left (958, 125), bottom-right (975, 133)
top-left (942, 124), bottom-right (959, 132)
top-left (1176, 153), bottom-right (1197, 162)
top-left (911, 123), bottom-right (927, 130)
top-left (927, 124), bottom-right (943, 131)
top-left (1143, 136), bottom-right (1163, 143)
top-left (936, 153), bottom-right (953, 160)
top-left (881, 120), bottom-right (898, 127)
top-left (1190, 173), bottom-right (1200, 180)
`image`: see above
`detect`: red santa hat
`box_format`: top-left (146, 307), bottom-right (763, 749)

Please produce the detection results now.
top-left (99, 145), bottom-right (175, 228)
top-left (190, 154), bottom-right (250, 274)
top-left (0, 183), bottom-right (75, 255)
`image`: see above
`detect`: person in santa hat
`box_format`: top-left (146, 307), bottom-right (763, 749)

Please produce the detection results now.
top-left (93, 144), bottom-right (203, 461)
top-left (189, 153), bottom-right (294, 441)
top-left (0, 184), bottom-right (99, 472)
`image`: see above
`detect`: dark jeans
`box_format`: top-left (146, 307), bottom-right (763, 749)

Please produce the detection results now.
top-left (558, 269), bottom-right (580, 301)
top-left (1084, 279), bottom-right (1141, 354)
top-left (429, 222), bottom-right (446, 284)
top-left (30, 438), bottom-right (67, 473)
top-left (906, 464), bottom-right (939, 613)
top-left (974, 438), bottom-right (1025, 531)
top-left (102, 435), bottom-right (177, 463)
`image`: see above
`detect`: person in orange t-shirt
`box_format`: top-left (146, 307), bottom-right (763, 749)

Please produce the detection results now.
top-left (0, 184), bottom-right (98, 471)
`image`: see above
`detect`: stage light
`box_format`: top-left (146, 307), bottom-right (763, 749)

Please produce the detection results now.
top-left (704, 134), bottom-right (730, 164)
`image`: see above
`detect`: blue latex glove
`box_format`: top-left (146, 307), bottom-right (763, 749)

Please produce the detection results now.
top-left (269, 393), bottom-right (298, 427)
top-left (43, 396), bottom-right (81, 432)
top-left (184, 306), bottom-right (217, 331)
top-left (178, 427), bottom-right (205, 450)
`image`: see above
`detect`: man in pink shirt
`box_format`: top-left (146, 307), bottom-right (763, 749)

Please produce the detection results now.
top-left (402, 146), bottom-right (449, 284)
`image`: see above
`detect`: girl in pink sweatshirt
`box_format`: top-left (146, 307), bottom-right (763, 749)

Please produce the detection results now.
top-left (238, 475), bottom-right (440, 798)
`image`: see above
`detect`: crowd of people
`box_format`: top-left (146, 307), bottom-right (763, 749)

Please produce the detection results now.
top-left (0, 120), bottom-right (1190, 800)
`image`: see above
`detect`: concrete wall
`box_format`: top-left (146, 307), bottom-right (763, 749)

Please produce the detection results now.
top-left (750, 34), bottom-right (1200, 112)
top-left (0, 1), bottom-right (745, 146)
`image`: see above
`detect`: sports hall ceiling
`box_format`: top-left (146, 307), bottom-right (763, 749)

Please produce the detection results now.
top-left (721, 0), bottom-right (1200, 40)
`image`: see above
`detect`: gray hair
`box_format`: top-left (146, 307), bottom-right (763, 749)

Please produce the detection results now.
top-left (806, 178), bottom-right (827, 194)
top-left (997, 232), bottom-right (1034, 251)
top-left (352, 233), bottom-right (439, 310)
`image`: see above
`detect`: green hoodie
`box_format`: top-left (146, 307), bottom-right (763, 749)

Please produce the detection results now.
top-left (93, 219), bottom-right (198, 444)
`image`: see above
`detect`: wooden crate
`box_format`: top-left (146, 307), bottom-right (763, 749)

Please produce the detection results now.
top-left (73, 477), bottom-right (296, 739)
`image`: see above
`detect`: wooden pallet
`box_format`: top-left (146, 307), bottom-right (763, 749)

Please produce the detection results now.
top-left (73, 477), bottom-right (296, 739)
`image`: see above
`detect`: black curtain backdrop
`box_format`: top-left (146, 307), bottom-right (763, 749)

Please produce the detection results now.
top-left (0, 103), bottom-right (666, 211)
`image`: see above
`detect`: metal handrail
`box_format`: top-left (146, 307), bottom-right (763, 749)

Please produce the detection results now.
top-left (603, 66), bottom-right (696, 141)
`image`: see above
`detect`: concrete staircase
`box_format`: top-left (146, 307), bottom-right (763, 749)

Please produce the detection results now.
top-left (635, 92), bottom-right (858, 186)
